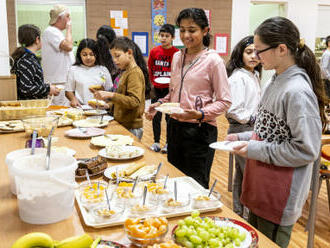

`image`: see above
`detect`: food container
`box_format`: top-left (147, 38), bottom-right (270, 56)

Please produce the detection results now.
top-left (91, 204), bottom-right (124, 223)
top-left (191, 191), bottom-right (221, 209)
top-left (22, 115), bottom-right (59, 137)
top-left (124, 219), bottom-right (168, 247)
top-left (0, 99), bottom-right (50, 120)
top-left (11, 153), bottom-right (77, 224)
top-left (113, 186), bottom-right (142, 208)
top-left (5, 148), bottom-right (47, 195)
top-left (79, 181), bottom-right (108, 208)
top-left (128, 203), bottom-right (158, 218)
top-left (161, 194), bottom-right (191, 213)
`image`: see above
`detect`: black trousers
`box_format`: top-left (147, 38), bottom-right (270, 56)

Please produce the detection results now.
top-left (167, 118), bottom-right (217, 189)
top-left (151, 87), bottom-right (169, 143)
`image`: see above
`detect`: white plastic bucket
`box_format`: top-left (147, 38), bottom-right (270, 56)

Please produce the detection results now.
top-left (11, 153), bottom-right (78, 224)
top-left (5, 148), bottom-right (47, 195)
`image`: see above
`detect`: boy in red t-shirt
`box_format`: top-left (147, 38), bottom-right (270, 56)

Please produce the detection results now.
top-left (148, 24), bottom-right (179, 153)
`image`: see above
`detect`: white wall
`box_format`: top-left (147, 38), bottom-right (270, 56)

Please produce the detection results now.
top-left (231, 0), bottom-right (330, 52)
top-left (0, 0), bottom-right (10, 76)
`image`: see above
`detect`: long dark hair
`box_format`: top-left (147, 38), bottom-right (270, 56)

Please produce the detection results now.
top-left (226, 35), bottom-right (262, 77)
top-left (176, 8), bottom-right (210, 47)
top-left (109, 37), bottom-right (151, 99)
top-left (255, 16), bottom-right (327, 128)
top-left (96, 25), bottom-right (119, 80)
top-left (74, 38), bottom-right (101, 66)
top-left (11, 24), bottom-right (40, 72)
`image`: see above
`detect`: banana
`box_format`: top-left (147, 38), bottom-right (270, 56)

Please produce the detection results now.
top-left (11, 232), bottom-right (54, 248)
top-left (90, 236), bottom-right (101, 248)
top-left (54, 233), bottom-right (93, 248)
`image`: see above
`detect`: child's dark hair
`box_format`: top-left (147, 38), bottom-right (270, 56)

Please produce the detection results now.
top-left (74, 38), bottom-right (101, 66)
top-left (11, 24), bottom-right (40, 66)
top-left (176, 8), bottom-right (210, 47)
top-left (96, 25), bottom-right (119, 80)
top-left (226, 35), bottom-right (262, 77)
top-left (255, 16), bottom-right (327, 128)
top-left (159, 24), bottom-right (175, 37)
top-left (325, 35), bottom-right (330, 47)
top-left (110, 37), bottom-right (151, 99)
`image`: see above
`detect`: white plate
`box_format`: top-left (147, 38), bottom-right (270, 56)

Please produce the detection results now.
top-left (90, 135), bottom-right (134, 147)
top-left (87, 115), bottom-right (114, 122)
top-left (81, 104), bottom-right (93, 110)
top-left (65, 127), bottom-right (106, 138)
top-left (51, 146), bottom-right (76, 156)
top-left (73, 119), bottom-right (109, 128)
top-left (98, 146), bottom-right (144, 160)
top-left (103, 163), bottom-right (156, 181)
top-left (209, 141), bottom-right (246, 152)
top-left (154, 77), bottom-right (170, 84)
top-left (84, 109), bottom-right (108, 116)
top-left (155, 106), bottom-right (184, 114)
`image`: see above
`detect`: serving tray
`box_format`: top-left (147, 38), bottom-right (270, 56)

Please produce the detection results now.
top-left (75, 176), bottom-right (223, 228)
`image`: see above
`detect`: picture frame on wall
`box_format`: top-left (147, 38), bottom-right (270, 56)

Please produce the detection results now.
top-left (214, 33), bottom-right (229, 56)
top-left (132, 32), bottom-right (149, 56)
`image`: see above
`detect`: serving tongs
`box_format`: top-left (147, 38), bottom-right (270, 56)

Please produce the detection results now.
top-left (30, 130), bottom-right (38, 155)
top-left (45, 127), bottom-right (55, 170)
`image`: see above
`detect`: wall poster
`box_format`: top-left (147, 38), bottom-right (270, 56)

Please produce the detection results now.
top-left (132, 32), bottom-right (148, 56)
top-left (110, 10), bottom-right (128, 36)
top-left (214, 33), bottom-right (229, 56)
top-left (151, 0), bottom-right (167, 45)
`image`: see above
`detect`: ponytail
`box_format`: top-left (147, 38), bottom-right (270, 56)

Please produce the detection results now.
top-left (295, 45), bottom-right (327, 129)
top-left (203, 32), bottom-right (210, 47)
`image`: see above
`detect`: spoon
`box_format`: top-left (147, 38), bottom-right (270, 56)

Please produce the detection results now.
top-left (85, 170), bottom-right (91, 186)
top-left (45, 136), bottom-right (52, 170)
top-left (131, 176), bottom-right (139, 193)
top-left (208, 179), bottom-right (218, 197)
top-left (174, 181), bottom-right (177, 202)
top-left (30, 130), bottom-right (37, 155)
top-left (105, 189), bottom-right (111, 211)
top-left (142, 185), bottom-right (147, 206)
top-left (153, 162), bottom-right (163, 182)
top-left (99, 114), bottom-right (104, 125)
top-left (97, 181), bottom-right (100, 197)
top-left (163, 174), bottom-right (169, 189)
top-left (115, 168), bottom-right (119, 185)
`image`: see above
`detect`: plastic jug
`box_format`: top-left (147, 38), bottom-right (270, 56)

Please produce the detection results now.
top-left (5, 148), bottom-right (47, 195)
top-left (11, 153), bottom-right (77, 224)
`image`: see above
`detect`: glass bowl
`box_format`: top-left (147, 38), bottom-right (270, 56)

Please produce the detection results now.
top-left (113, 186), bottom-right (142, 208)
top-left (191, 191), bottom-right (221, 209)
top-left (128, 203), bottom-right (158, 218)
top-left (124, 218), bottom-right (168, 247)
top-left (161, 194), bottom-right (191, 213)
top-left (91, 204), bottom-right (124, 223)
top-left (79, 180), bottom-right (108, 208)
top-left (22, 115), bottom-right (59, 137)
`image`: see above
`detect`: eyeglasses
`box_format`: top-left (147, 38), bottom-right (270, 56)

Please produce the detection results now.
top-left (255, 45), bottom-right (277, 60)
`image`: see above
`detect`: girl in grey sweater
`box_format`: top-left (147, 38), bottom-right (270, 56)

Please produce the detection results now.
top-left (227, 17), bottom-right (327, 248)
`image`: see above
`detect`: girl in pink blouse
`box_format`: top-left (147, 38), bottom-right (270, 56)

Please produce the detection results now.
top-left (146, 8), bottom-right (231, 188)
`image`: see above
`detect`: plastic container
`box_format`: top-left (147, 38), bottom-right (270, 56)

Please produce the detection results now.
top-left (22, 115), bottom-right (59, 137)
top-left (5, 148), bottom-right (47, 195)
top-left (11, 153), bottom-right (77, 224)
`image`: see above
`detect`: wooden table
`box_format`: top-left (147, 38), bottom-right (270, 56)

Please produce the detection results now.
top-left (0, 121), bottom-right (278, 247)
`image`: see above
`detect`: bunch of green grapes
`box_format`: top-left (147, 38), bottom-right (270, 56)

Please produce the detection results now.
top-left (174, 211), bottom-right (246, 248)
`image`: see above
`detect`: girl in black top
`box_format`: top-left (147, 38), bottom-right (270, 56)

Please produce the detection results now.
top-left (11, 24), bottom-right (59, 100)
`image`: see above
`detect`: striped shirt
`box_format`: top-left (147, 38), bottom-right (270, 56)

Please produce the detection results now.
top-left (12, 50), bottom-right (50, 100)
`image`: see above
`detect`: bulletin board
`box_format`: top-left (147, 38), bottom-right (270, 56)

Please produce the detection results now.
top-left (132, 32), bottom-right (149, 56)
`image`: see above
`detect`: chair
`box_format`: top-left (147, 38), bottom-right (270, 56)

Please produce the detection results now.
top-left (306, 136), bottom-right (330, 248)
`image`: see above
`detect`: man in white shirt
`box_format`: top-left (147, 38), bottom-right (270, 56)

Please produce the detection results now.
top-left (41, 5), bottom-right (74, 105)
top-left (320, 35), bottom-right (330, 98)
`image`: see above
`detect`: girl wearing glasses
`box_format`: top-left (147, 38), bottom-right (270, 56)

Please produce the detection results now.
top-left (227, 17), bottom-right (327, 247)
top-left (146, 8), bottom-right (232, 189)
top-left (225, 35), bottom-right (262, 218)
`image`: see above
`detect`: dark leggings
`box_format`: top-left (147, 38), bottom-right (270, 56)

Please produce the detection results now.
top-left (167, 118), bottom-right (217, 189)
top-left (151, 87), bottom-right (169, 143)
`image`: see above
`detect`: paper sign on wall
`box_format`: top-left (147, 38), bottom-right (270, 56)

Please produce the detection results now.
top-left (110, 10), bottom-right (128, 36)
top-left (214, 33), bottom-right (229, 56)
top-left (173, 27), bottom-right (184, 48)
top-left (132, 32), bottom-right (148, 56)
